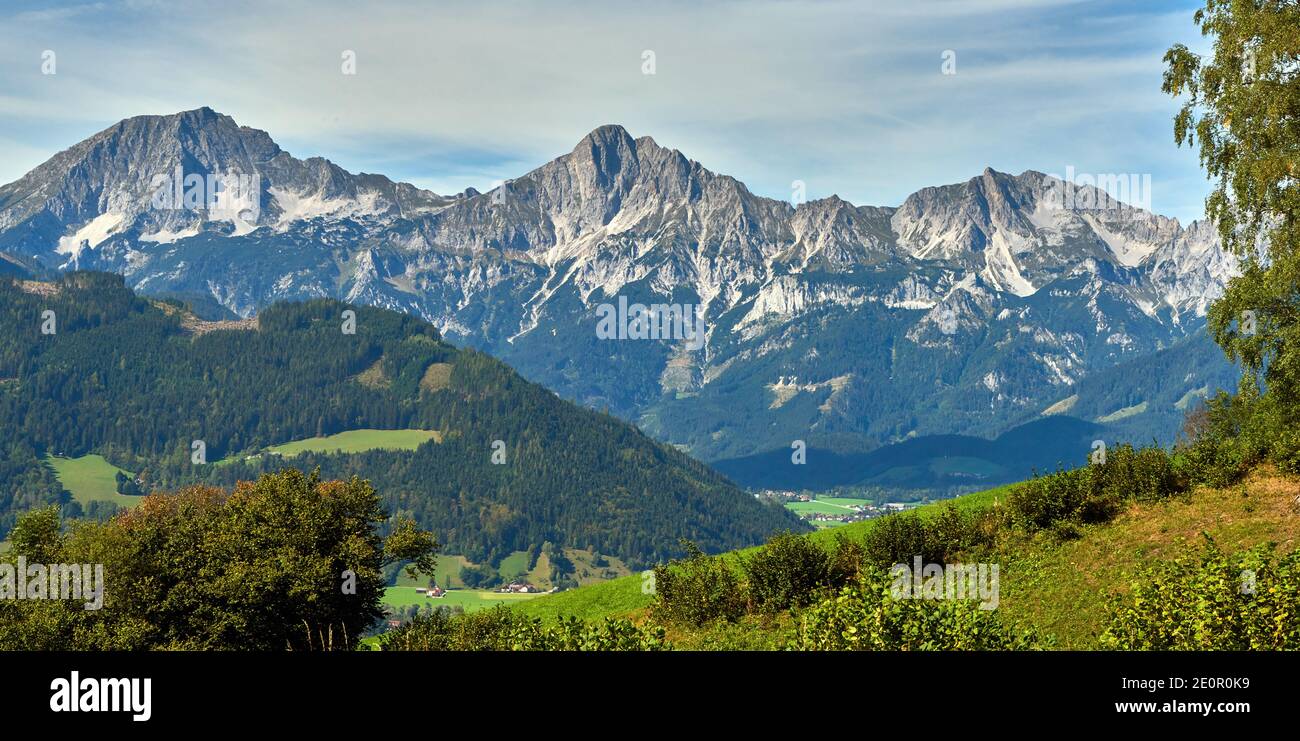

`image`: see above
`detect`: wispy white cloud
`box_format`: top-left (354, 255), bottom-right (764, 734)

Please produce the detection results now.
top-left (0, 0), bottom-right (1211, 222)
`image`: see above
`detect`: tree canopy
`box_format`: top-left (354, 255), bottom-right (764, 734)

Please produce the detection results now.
top-left (1165, 0), bottom-right (1300, 401)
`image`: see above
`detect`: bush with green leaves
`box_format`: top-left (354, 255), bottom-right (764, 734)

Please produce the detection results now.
top-left (860, 512), bottom-right (932, 569)
top-left (1177, 385), bottom-right (1300, 487)
top-left (1101, 539), bottom-right (1300, 650)
top-left (527, 616), bottom-right (669, 651)
top-left (379, 606), bottom-right (667, 651)
top-left (649, 541), bottom-right (747, 626)
top-left (1100, 443), bottom-right (1185, 502)
top-left (1008, 444), bottom-right (1186, 531)
top-left (381, 603), bottom-right (517, 650)
top-left (0, 469), bottom-right (438, 651)
top-left (741, 531), bottom-right (832, 613)
top-left (794, 569), bottom-right (1043, 651)
top-left (860, 504), bottom-right (992, 569)
top-left (1007, 467), bottom-right (1089, 530)
top-left (827, 532), bottom-right (868, 587)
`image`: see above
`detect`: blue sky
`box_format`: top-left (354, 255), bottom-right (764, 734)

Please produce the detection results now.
top-left (0, 0), bottom-right (1214, 223)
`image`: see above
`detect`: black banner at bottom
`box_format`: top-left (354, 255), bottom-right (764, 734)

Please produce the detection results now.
top-left (0, 650), bottom-right (1282, 730)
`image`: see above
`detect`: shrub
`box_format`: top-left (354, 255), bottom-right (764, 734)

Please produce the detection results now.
top-left (540, 616), bottom-right (668, 651)
top-left (926, 502), bottom-right (993, 555)
top-left (861, 504), bottom-right (991, 569)
top-left (1178, 385), bottom-right (1300, 485)
top-left (380, 607), bottom-right (668, 651)
top-left (1100, 443), bottom-right (1184, 502)
top-left (741, 531), bottom-right (831, 613)
top-left (794, 570), bottom-right (1043, 651)
top-left (861, 512), bottom-right (933, 569)
top-left (827, 533), bottom-right (868, 589)
top-left (649, 541), bottom-right (747, 626)
top-left (1007, 467), bottom-right (1086, 530)
top-left (0, 470), bottom-right (438, 651)
top-left (1008, 444), bottom-right (1186, 531)
top-left (1101, 539), bottom-right (1300, 650)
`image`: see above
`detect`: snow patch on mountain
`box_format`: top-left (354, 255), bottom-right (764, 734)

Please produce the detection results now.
top-left (139, 225), bottom-right (201, 244)
top-left (270, 187), bottom-right (384, 228)
top-left (57, 212), bottom-right (126, 257)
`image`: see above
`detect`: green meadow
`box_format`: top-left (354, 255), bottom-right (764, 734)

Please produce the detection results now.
top-left (46, 454), bottom-right (143, 509)
top-left (382, 586), bottom-right (543, 613)
top-left (785, 500), bottom-right (853, 516)
top-left (264, 429), bottom-right (441, 457)
top-left (211, 428), bottom-right (443, 466)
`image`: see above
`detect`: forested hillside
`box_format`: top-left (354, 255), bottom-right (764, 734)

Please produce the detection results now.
top-left (0, 272), bottom-right (802, 566)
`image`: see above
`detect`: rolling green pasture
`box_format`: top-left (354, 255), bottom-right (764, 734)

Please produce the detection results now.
top-left (46, 454), bottom-right (143, 509)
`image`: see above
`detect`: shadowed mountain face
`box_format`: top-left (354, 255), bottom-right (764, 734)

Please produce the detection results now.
top-left (712, 416), bottom-right (1109, 492)
top-left (0, 109), bottom-right (1238, 466)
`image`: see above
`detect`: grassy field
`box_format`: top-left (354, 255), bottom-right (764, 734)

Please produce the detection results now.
top-left (394, 547), bottom-right (632, 592)
top-left (264, 429), bottom-right (441, 457)
top-left (818, 497), bottom-right (874, 508)
top-left (785, 500), bottom-right (854, 515)
top-left (46, 454), bottom-right (143, 509)
top-left (383, 586), bottom-right (544, 613)
top-left (806, 519), bottom-right (849, 530)
top-left (785, 496), bottom-right (872, 528)
top-left (395, 554), bottom-right (472, 588)
top-left (510, 573), bottom-right (654, 623)
top-left (497, 550), bottom-right (531, 581)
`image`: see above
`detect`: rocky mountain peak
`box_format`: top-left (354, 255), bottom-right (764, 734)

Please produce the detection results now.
top-left (0, 110), bottom-right (1240, 463)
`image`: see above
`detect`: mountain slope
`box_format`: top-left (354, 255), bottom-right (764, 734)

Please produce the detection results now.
top-left (0, 272), bottom-right (803, 565)
top-left (508, 468), bottom-right (1300, 649)
top-left (0, 109), bottom-right (1238, 468)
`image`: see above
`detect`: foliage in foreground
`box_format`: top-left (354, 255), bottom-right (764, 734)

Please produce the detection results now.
top-left (794, 570), bottom-right (1044, 651)
top-left (1102, 539), bottom-right (1300, 650)
top-left (379, 606), bottom-right (667, 651)
top-left (0, 469), bottom-right (437, 650)
top-left (649, 541), bottom-right (748, 626)
top-left (1178, 385), bottom-right (1300, 487)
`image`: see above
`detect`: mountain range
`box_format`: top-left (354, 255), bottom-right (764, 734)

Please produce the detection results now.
top-left (0, 108), bottom-right (1239, 487)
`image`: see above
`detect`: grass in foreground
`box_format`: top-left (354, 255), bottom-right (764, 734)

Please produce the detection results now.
top-left (510, 482), bottom-right (1019, 623)
top-left (511, 471), bottom-right (1300, 648)
top-left (996, 467), bottom-right (1300, 647)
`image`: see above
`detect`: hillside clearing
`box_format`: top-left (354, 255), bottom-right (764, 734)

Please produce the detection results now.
top-left (506, 472), bottom-right (1300, 648)
top-left (263, 429), bottom-right (442, 457)
top-left (46, 454), bottom-right (142, 509)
